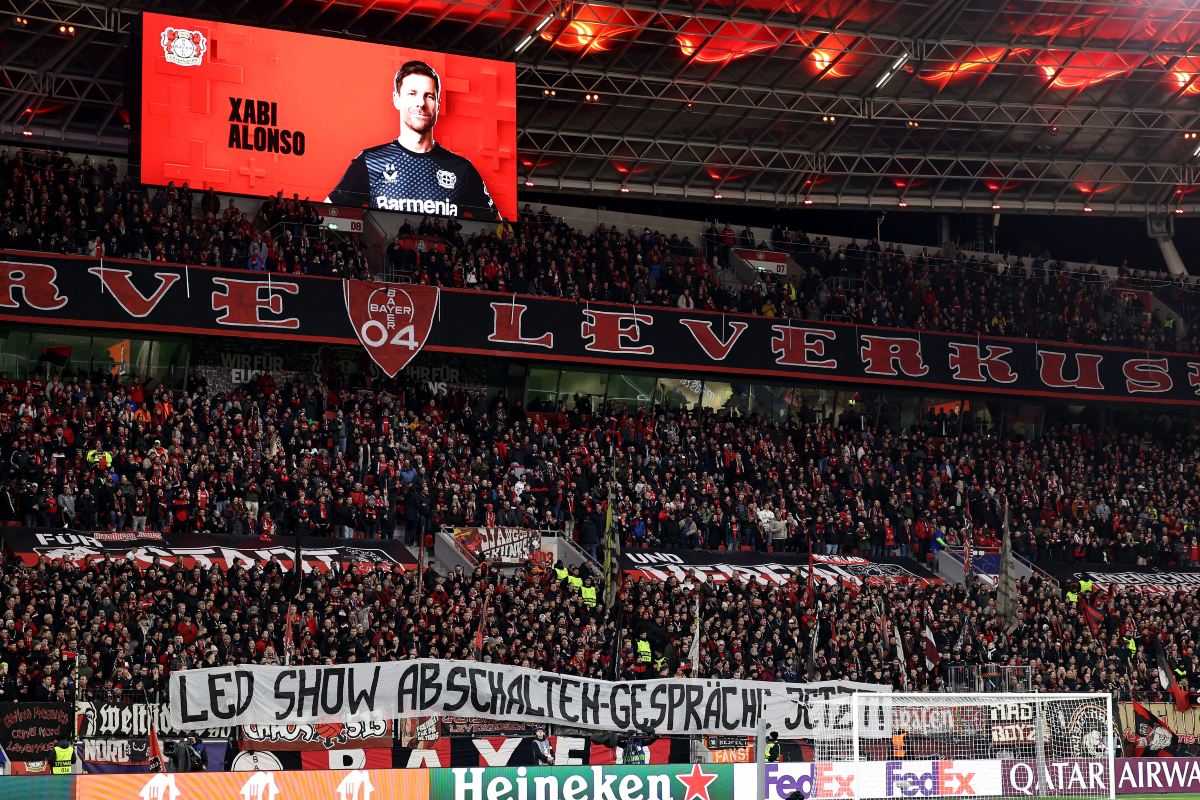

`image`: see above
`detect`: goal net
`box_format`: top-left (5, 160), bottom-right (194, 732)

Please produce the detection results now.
top-left (797, 692), bottom-right (1115, 799)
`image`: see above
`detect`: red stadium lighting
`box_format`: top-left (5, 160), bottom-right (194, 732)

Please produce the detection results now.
top-left (713, 192), bottom-right (723, 199)
top-left (21, 129), bottom-right (32, 136)
top-left (803, 198), bottom-right (813, 205)
top-left (620, 185), bottom-right (629, 193)
top-left (524, 179), bottom-right (533, 187)
top-left (897, 200), bottom-right (907, 207)
top-left (991, 203), bottom-right (1000, 210)
top-left (1176, 207), bottom-right (1185, 214)
top-left (1083, 205), bottom-right (1093, 212)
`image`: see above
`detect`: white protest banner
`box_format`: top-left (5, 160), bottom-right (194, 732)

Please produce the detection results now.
top-left (169, 661), bottom-right (887, 737)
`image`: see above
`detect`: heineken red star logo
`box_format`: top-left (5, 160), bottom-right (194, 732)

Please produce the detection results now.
top-left (676, 764), bottom-right (718, 800)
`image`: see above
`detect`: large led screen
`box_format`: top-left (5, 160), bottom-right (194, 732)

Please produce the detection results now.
top-left (138, 12), bottom-right (517, 220)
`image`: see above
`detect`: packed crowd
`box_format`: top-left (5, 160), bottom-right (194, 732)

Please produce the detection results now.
top-left (0, 359), bottom-right (1198, 706)
top-left (4, 147), bottom-right (1196, 353)
top-left (1, 149), bottom-right (372, 279)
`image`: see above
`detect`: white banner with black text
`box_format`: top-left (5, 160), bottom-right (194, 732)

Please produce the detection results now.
top-left (169, 662), bottom-right (887, 737)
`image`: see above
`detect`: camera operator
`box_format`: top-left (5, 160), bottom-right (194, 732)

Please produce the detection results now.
top-left (166, 736), bottom-right (208, 772)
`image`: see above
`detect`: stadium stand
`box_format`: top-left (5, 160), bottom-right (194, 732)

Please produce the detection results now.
top-left (0, 146), bottom-right (1197, 725)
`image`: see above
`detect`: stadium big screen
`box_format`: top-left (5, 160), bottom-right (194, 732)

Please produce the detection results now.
top-left (133, 12), bottom-right (517, 220)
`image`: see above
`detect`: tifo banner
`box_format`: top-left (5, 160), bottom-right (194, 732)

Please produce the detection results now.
top-left (77, 701), bottom-right (233, 740)
top-left (1041, 562), bottom-right (1200, 595)
top-left (0, 703), bottom-right (73, 762)
top-left (241, 720), bottom-right (393, 751)
top-left (622, 550), bottom-right (938, 587)
top-left (440, 717), bottom-right (534, 737)
top-left (78, 768), bottom-right (428, 800)
top-left (450, 527), bottom-right (541, 563)
top-left (8, 253), bottom-right (1200, 405)
top-left (431, 764), bottom-right (744, 800)
top-left (1117, 700), bottom-right (1200, 752)
top-left (6, 529), bottom-right (416, 574)
top-left (168, 660), bottom-right (888, 736)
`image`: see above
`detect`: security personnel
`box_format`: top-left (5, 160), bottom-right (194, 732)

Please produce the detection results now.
top-left (86, 441), bottom-right (112, 472)
top-left (51, 738), bottom-right (75, 774)
top-left (653, 651), bottom-right (667, 673)
top-left (580, 576), bottom-right (597, 608)
top-left (892, 731), bottom-right (907, 758)
top-left (1080, 577), bottom-right (1094, 595)
top-left (567, 567), bottom-right (583, 597)
top-left (766, 732), bottom-right (781, 763)
top-left (637, 631), bottom-right (652, 663)
top-left (554, 560), bottom-right (569, 583)
top-left (1067, 582), bottom-right (1080, 603)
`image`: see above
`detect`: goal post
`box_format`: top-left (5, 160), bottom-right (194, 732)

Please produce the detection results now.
top-left (833, 692), bottom-right (1117, 800)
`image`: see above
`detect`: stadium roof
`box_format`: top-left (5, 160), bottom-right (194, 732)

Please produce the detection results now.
top-left (7, 0), bottom-right (1200, 216)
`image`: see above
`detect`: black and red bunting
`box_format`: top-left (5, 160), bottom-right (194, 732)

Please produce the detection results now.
top-left (2, 250), bottom-right (1199, 404)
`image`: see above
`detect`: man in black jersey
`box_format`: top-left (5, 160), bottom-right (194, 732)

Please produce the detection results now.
top-left (326, 61), bottom-right (497, 219)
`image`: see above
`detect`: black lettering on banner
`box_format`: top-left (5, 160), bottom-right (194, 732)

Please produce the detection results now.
top-left (271, 102), bottom-right (278, 127)
top-left (280, 131), bottom-right (292, 155)
top-left (722, 685), bottom-right (739, 730)
top-left (243, 98), bottom-right (257, 124)
top-left (611, 685), bottom-right (630, 728)
top-left (169, 662), bottom-right (889, 737)
top-left (524, 675), bottom-right (544, 716)
top-left (298, 668), bottom-right (321, 717)
top-left (487, 669), bottom-right (505, 716)
top-left (420, 663), bottom-right (441, 710)
top-left (321, 667), bottom-right (345, 715)
top-left (293, 132), bottom-right (306, 156)
top-left (782, 687), bottom-right (804, 731)
top-left (275, 671), bottom-right (296, 720)
top-left (538, 675), bottom-right (560, 718)
top-left (236, 671), bottom-right (254, 715)
top-left (228, 125), bottom-right (242, 149)
top-left (267, 128), bottom-right (280, 153)
top-left (559, 678), bottom-right (580, 723)
top-left (179, 676), bottom-right (209, 724)
top-left (667, 684), bottom-right (685, 731)
top-left (444, 667), bottom-right (469, 712)
top-left (397, 663), bottom-right (419, 713)
top-left (581, 683), bottom-right (600, 725)
top-left (703, 686), bottom-right (722, 730)
top-left (741, 688), bottom-right (759, 729)
top-left (209, 673), bottom-right (235, 720)
top-left (228, 97), bottom-right (242, 122)
top-left (253, 127), bottom-right (267, 151)
top-left (257, 100), bottom-right (270, 125)
top-left (630, 684), bottom-right (643, 729)
top-left (468, 668), bottom-right (490, 713)
top-left (685, 686), bottom-right (704, 730)
top-left (506, 674), bottom-right (525, 716)
top-left (649, 684), bottom-right (667, 728)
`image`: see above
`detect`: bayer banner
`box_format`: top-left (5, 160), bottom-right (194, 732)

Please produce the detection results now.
top-left (169, 660), bottom-right (887, 736)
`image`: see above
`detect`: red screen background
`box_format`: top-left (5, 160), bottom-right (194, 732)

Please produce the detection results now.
top-left (139, 12), bottom-right (517, 219)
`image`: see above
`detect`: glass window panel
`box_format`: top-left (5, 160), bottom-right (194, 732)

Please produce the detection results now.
top-left (0, 327), bottom-right (31, 380)
top-left (792, 387), bottom-right (836, 424)
top-left (655, 377), bottom-right (703, 411)
top-left (750, 384), bottom-right (792, 423)
top-left (701, 380), bottom-right (734, 411)
top-left (525, 368), bottom-right (560, 412)
top-left (558, 370), bottom-right (607, 415)
top-left (607, 373), bottom-right (657, 412)
top-left (26, 330), bottom-right (92, 382)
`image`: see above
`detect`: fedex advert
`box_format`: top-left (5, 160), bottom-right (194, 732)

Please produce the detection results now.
top-left (137, 12), bottom-right (517, 220)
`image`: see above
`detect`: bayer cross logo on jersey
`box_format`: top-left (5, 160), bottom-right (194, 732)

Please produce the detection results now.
top-left (344, 282), bottom-right (440, 376)
top-left (437, 169), bottom-right (457, 189)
